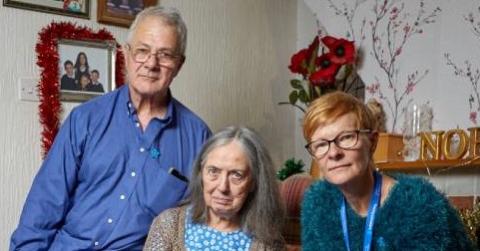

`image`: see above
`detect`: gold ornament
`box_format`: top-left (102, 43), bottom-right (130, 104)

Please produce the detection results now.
top-left (459, 201), bottom-right (480, 248)
top-left (419, 127), bottom-right (480, 161)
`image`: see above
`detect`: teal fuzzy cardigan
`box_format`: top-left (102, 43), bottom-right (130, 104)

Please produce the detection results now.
top-left (301, 174), bottom-right (474, 251)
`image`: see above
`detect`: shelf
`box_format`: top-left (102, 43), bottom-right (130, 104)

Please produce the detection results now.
top-left (376, 159), bottom-right (480, 171)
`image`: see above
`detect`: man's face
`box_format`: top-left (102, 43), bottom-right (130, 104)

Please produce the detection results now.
top-left (91, 72), bottom-right (99, 82)
top-left (65, 64), bottom-right (74, 76)
top-left (124, 17), bottom-right (184, 98)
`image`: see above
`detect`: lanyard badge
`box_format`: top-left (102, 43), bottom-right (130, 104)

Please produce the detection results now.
top-left (340, 171), bottom-right (382, 251)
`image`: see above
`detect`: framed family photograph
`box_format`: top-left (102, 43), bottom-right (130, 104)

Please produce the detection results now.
top-left (3, 0), bottom-right (90, 19)
top-left (36, 21), bottom-right (125, 154)
top-left (58, 39), bottom-right (117, 102)
top-left (97, 0), bottom-right (158, 28)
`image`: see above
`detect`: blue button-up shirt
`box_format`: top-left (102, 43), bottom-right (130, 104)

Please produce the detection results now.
top-left (10, 85), bottom-right (211, 250)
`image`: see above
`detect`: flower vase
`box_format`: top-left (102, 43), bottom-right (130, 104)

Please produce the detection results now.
top-left (401, 103), bottom-right (433, 161)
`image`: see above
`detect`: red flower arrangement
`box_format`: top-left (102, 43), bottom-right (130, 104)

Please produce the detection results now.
top-left (281, 35), bottom-right (357, 112)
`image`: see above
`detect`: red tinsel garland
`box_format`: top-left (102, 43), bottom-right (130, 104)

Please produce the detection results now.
top-left (36, 22), bottom-right (125, 157)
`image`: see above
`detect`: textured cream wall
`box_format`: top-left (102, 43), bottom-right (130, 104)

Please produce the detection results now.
top-left (0, 0), bottom-right (296, 247)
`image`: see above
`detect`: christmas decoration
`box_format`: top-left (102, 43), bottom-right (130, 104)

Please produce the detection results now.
top-left (459, 201), bottom-right (480, 248)
top-left (36, 21), bottom-right (125, 156)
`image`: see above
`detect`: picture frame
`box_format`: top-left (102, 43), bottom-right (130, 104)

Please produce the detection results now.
top-left (36, 22), bottom-right (125, 156)
top-left (97, 0), bottom-right (158, 28)
top-left (58, 39), bottom-right (117, 102)
top-left (3, 0), bottom-right (90, 19)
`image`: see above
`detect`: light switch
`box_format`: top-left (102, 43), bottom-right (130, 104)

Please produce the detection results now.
top-left (19, 78), bottom-right (39, 102)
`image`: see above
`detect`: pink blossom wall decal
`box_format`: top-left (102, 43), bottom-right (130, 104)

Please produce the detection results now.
top-left (366, 0), bottom-right (441, 132)
top-left (324, 0), bottom-right (441, 132)
top-left (445, 5), bottom-right (480, 125)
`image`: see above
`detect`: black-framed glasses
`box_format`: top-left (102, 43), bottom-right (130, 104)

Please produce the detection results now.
top-left (126, 44), bottom-right (182, 66)
top-left (305, 129), bottom-right (371, 158)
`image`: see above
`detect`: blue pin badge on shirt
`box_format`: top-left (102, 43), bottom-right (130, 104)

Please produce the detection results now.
top-left (150, 147), bottom-right (160, 159)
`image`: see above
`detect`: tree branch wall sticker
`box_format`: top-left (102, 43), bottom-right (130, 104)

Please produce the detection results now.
top-left (316, 0), bottom-right (441, 132)
top-left (365, 0), bottom-right (441, 132)
top-left (445, 2), bottom-right (480, 125)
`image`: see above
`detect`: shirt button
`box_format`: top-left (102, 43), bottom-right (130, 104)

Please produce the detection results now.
top-left (131, 171), bottom-right (136, 177)
top-left (128, 103), bottom-right (132, 108)
top-left (135, 122), bottom-right (140, 127)
top-left (139, 147), bottom-right (145, 152)
top-left (107, 218), bottom-right (113, 224)
top-left (94, 241), bottom-right (99, 246)
top-left (120, 194), bottom-right (126, 200)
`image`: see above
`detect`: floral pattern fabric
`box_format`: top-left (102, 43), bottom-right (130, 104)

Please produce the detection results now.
top-left (184, 209), bottom-right (252, 251)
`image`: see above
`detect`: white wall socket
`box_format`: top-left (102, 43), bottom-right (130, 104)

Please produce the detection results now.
top-left (19, 78), bottom-right (39, 102)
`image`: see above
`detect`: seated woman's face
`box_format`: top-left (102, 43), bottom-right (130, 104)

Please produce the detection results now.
top-left (310, 112), bottom-right (373, 186)
top-left (202, 141), bottom-right (252, 221)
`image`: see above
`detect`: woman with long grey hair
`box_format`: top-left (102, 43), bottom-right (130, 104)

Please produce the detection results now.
top-left (144, 126), bottom-right (286, 250)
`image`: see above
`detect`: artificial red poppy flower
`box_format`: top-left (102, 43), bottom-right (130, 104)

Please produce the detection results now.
top-left (321, 36), bottom-right (355, 65)
top-left (288, 36), bottom-right (320, 77)
top-left (309, 53), bottom-right (340, 86)
top-left (288, 48), bottom-right (309, 76)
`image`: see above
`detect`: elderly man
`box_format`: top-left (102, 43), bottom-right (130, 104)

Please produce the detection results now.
top-left (10, 6), bottom-right (211, 250)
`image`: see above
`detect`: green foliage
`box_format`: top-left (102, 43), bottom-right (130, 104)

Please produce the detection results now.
top-left (276, 158), bottom-right (305, 181)
top-left (288, 79), bottom-right (308, 106)
top-left (298, 89), bottom-right (308, 103)
top-left (290, 79), bottom-right (303, 89)
top-left (289, 90), bottom-right (298, 105)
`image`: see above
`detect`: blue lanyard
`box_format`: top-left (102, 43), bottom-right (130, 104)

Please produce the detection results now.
top-left (340, 171), bottom-right (382, 251)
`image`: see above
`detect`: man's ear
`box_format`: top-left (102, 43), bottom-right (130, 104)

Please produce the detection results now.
top-left (122, 44), bottom-right (129, 63)
top-left (172, 56), bottom-right (186, 78)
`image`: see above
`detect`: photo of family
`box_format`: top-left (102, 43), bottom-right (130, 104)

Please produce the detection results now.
top-left (58, 39), bottom-right (116, 102)
top-left (60, 53), bottom-right (105, 93)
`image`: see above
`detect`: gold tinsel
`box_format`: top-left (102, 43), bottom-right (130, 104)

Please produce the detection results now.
top-left (459, 201), bottom-right (480, 247)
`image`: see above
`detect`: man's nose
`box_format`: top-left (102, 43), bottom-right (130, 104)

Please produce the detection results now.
top-left (143, 53), bottom-right (160, 68)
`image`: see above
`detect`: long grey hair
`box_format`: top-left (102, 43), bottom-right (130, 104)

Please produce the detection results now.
top-left (188, 126), bottom-right (285, 246)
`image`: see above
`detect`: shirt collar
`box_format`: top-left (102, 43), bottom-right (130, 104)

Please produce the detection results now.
top-left (121, 85), bottom-right (176, 124)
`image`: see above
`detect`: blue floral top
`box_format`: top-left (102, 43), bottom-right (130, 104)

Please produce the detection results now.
top-left (184, 208), bottom-right (252, 251)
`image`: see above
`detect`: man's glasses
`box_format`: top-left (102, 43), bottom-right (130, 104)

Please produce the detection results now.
top-left (126, 44), bottom-right (182, 66)
top-left (305, 129), bottom-right (371, 159)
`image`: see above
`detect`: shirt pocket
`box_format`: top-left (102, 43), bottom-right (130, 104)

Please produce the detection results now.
top-left (141, 165), bottom-right (188, 217)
